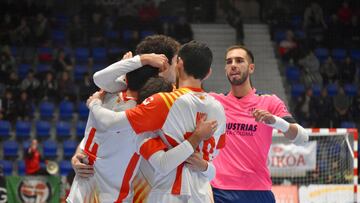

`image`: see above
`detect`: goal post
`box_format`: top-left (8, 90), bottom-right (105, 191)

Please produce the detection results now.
top-left (270, 128), bottom-right (358, 203)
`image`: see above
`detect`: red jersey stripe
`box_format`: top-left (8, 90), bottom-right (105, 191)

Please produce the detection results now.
top-left (216, 133), bottom-right (226, 149)
top-left (140, 137), bottom-right (168, 160)
top-left (115, 153), bottom-right (140, 203)
top-left (165, 134), bottom-right (179, 147)
top-left (171, 164), bottom-right (184, 195)
top-left (84, 128), bottom-right (98, 165)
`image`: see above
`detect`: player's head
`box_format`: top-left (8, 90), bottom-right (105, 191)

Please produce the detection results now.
top-left (137, 76), bottom-right (173, 104)
top-left (126, 66), bottom-right (159, 91)
top-left (224, 45), bottom-right (255, 86)
top-left (126, 35), bottom-right (180, 91)
top-left (31, 139), bottom-right (38, 149)
top-left (136, 34), bottom-right (180, 83)
top-left (177, 40), bottom-right (213, 80)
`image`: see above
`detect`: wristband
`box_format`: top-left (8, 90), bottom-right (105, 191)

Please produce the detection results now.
top-left (267, 116), bottom-right (290, 132)
top-left (292, 124), bottom-right (309, 145)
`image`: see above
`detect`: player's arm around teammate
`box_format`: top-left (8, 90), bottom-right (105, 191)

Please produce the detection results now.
top-left (71, 146), bottom-right (94, 177)
top-left (138, 114), bottom-right (218, 175)
top-left (93, 53), bottom-right (169, 93)
top-left (185, 152), bottom-right (217, 180)
top-left (73, 94), bottom-right (218, 178)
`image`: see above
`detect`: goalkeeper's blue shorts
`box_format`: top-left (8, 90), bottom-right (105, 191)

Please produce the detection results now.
top-left (212, 187), bottom-right (275, 203)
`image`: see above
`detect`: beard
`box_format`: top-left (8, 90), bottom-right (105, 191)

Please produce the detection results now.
top-left (227, 70), bottom-right (249, 86)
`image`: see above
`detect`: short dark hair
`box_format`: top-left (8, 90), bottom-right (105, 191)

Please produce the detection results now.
top-left (226, 45), bottom-right (254, 63)
top-left (178, 40), bottom-right (212, 80)
top-left (126, 65), bottom-right (159, 91)
top-left (136, 35), bottom-right (180, 65)
top-left (126, 35), bottom-right (180, 91)
top-left (137, 76), bottom-right (173, 104)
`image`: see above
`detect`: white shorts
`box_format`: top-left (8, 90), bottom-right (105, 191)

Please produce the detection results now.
top-left (147, 187), bottom-right (214, 203)
top-left (66, 175), bottom-right (98, 203)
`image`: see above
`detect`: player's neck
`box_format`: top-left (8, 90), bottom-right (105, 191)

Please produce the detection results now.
top-left (231, 81), bottom-right (252, 98)
top-left (178, 77), bottom-right (202, 89)
top-left (126, 89), bottom-right (138, 100)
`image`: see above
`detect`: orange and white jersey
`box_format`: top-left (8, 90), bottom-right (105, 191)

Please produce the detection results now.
top-left (67, 91), bottom-right (140, 203)
top-left (126, 87), bottom-right (226, 201)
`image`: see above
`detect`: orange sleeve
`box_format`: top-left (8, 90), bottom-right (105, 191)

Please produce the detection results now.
top-left (139, 137), bottom-right (167, 160)
top-left (125, 93), bottom-right (170, 134)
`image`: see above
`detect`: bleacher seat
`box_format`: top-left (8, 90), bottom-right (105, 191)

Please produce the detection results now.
top-left (73, 65), bottom-right (88, 81)
top-left (36, 120), bottom-right (51, 140)
top-left (56, 121), bottom-right (71, 139)
top-left (3, 140), bottom-right (19, 159)
top-left (291, 15), bottom-right (303, 28)
top-left (52, 30), bottom-right (66, 45)
top-left (159, 15), bottom-right (178, 23)
top-left (312, 84), bottom-right (322, 97)
top-left (76, 121), bottom-right (86, 139)
top-left (75, 47), bottom-right (90, 63)
top-left (291, 84), bottom-right (305, 98)
top-left (30, 103), bottom-right (36, 118)
top-left (39, 101), bottom-right (55, 119)
top-left (274, 30), bottom-right (286, 43)
top-left (93, 63), bottom-right (106, 72)
top-left (78, 102), bottom-right (89, 120)
top-left (54, 14), bottom-right (69, 29)
top-left (18, 63), bottom-right (31, 79)
top-left (63, 140), bottom-right (78, 158)
top-left (63, 47), bottom-right (73, 56)
top-left (10, 46), bottom-right (18, 57)
top-left (0, 120), bottom-right (11, 140)
top-left (17, 160), bottom-right (26, 176)
top-left (59, 100), bottom-right (75, 120)
top-left (36, 63), bottom-right (50, 73)
top-left (105, 30), bottom-right (119, 40)
top-left (123, 30), bottom-right (135, 42)
top-left (15, 121), bottom-right (31, 140)
top-left (140, 30), bottom-right (155, 39)
top-left (37, 47), bottom-right (53, 62)
top-left (327, 83), bottom-right (338, 96)
top-left (92, 47), bottom-right (107, 63)
top-left (294, 30), bottom-right (306, 39)
top-left (22, 140), bottom-right (31, 151)
top-left (344, 84), bottom-right (357, 96)
top-left (0, 160), bottom-right (13, 176)
top-left (105, 30), bottom-right (120, 45)
top-left (341, 121), bottom-right (356, 128)
top-left (285, 65), bottom-right (301, 84)
top-left (108, 47), bottom-right (124, 56)
top-left (42, 140), bottom-right (58, 158)
top-left (314, 48), bottom-right (329, 63)
top-left (107, 47), bottom-right (125, 62)
top-left (60, 160), bottom-right (73, 176)
top-left (350, 49), bottom-right (360, 62)
top-left (331, 48), bottom-right (346, 62)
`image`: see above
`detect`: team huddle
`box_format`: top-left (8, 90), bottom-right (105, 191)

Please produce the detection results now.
top-left (66, 35), bottom-right (309, 203)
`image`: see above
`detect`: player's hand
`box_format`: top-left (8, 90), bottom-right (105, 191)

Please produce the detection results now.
top-left (194, 114), bottom-right (217, 141)
top-left (86, 90), bottom-right (105, 107)
top-left (71, 152), bottom-right (94, 178)
top-left (122, 51), bottom-right (133, 60)
top-left (185, 152), bottom-right (208, 172)
top-left (252, 109), bottom-right (276, 124)
top-left (140, 53), bottom-right (169, 72)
